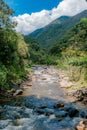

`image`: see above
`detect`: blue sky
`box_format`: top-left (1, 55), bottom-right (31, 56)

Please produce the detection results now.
top-left (5, 0), bottom-right (61, 16)
top-left (4, 0), bottom-right (87, 35)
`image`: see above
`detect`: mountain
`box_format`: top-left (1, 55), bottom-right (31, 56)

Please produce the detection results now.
top-left (49, 18), bottom-right (87, 56)
top-left (30, 16), bottom-right (70, 38)
top-left (29, 10), bottom-right (87, 47)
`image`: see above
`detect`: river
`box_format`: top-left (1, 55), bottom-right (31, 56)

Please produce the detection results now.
top-left (0, 66), bottom-right (87, 130)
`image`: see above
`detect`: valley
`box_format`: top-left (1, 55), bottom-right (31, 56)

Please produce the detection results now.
top-left (0, 0), bottom-right (87, 130)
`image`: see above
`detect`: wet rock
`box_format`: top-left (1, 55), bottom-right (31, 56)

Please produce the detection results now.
top-left (78, 97), bottom-right (84, 101)
top-left (42, 78), bottom-right (47, 80)
top-left (83, 97), bottom-right (87, 104)
top-left (37, 106), bottom-right (48, 109)
top-left (35, 109), bottom-right (44, 114)
top-left (13, 119), bottom-right (23, 126)
top-left (26, 83), bottom-right (32, 87)
top-left (68, 107), bottom-right (79, 117)
top-left (54, 103), bottom-right (64, 108)
top-left (55, 110), bottom-right (68, 119)
top-left (73, 88), bottom-right (87, 105)
top-left (79, 111), bottom-right (87, 118)
top-left (44, 108), bottom-right (54, 116)
top-left (13, 89), bottom-right (23, 96)
top-left (7, 88), bottom-right (15, 94)
top-left (44, 67), bottom-right (47, 69)
top-left (74, 90), bottom-right (83, 98)
top-left (35, 108), bottom-right (54, 116)
top-left (0, 109), bottom-right (4, 114)
top-left (76, 119), bottom-right (87, 130)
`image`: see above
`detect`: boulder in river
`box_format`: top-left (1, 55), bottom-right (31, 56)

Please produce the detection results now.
top-left (37, 106), bottom-right (48, 109)
top-left (76, 119), bottom-right (87, 130)
top-left (55, 110), bottom-right (68, 119)
top-left (54, 103), bottom-right (64, 108)
top-left (0, 109), bottom-right (4, 114)
top-left (13, 89), bottom-right (23, 96)
top-left (68, 107), bottom-right (79, 117)
top-left (35, 108), bottom-right (54, 116)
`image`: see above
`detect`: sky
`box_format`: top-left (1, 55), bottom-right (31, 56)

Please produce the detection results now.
top-left (5, 0), bottom-right (87, 35)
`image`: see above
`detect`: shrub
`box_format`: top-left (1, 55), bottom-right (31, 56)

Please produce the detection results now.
top-left (0, 63), bottom-right (7, 87)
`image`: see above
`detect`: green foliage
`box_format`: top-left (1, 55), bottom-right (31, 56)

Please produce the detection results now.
top-left (0, 0), bottom-right (15, 29)
top-left (0, 29), bottom-right (29, 89)
top-left (0, 63), bottom-right (7, 87)
top-left (70, 57), bottom-right (87, 66)
top-left (0, 29), bottom-right (18, 65)
top-left (50, 18), bottom-right (87, 55)
top-left (81, 18), bottom-right (87, 25)
top-left (50, 18), bottom-right (87, 83)
top-left (24, 36), bottom-right (58, 65)
top-left (0, 0), bottom-right (29, 90)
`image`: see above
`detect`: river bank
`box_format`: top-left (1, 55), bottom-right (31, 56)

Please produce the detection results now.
top-left (57, 69), bottom-right (87, 105)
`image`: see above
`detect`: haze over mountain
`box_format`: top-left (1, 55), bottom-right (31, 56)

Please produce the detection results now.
top-left (29, 10), bottom-right (87, 47)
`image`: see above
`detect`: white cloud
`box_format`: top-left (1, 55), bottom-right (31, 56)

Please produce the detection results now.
top-left (12, 0), bottom-right (87, 35)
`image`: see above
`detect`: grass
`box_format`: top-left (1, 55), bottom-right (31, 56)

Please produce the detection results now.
top-left (57, 56), bottom-right (87, 91)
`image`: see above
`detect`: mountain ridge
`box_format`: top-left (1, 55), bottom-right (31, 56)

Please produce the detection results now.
top-left (29, 10), bottom-right (87, 47)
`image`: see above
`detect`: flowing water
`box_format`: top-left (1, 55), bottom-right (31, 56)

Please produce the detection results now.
top-left (0, 66), bottom-right (87, 130)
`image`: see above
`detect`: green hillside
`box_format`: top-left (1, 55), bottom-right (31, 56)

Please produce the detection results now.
top-left (24, 36), bottom-right (57, 65)
top-left (50, 18), bottom-right (87, 56)
top-left (30, 10), bottom-right (87, 48)
top-left (49, 18), bottom-right (87, 86)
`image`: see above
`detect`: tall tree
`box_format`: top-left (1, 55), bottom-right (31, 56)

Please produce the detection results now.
top-left (0, 0), bottom-right (14, 29)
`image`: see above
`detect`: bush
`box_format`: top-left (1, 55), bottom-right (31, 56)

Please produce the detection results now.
top-left (0, 63), bottom-right (7, 87)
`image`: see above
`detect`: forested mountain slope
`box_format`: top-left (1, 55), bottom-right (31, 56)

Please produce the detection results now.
top-left (30, 10), bottom-right (87, 48)
top-left (24, 36), bottom-right (58, 65)
top-left (49, 18), bottom-right (87, 56)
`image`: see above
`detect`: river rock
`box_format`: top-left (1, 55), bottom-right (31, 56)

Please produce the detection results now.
top-left (42, 78), bottom-right (47, 80)
top-left (79, 111), bottom-right (87, 118)
top-left (76, 119), bottom-right (87, 130)
top-left (0, 109), bottom-right (4, 114)
top-left (7, 88), bottom-right (15, 94)
top-left (68, 107), bottom-right (79, 117)
top-left (55, 110), bottom-right (68, 119)
top-left (83, 97), bottom-right (87, 104)
top-left (37, 106), bottom-right (48, 109)
top-left (26, 83), bottom-right (32, 87)
top-left (73, 88), bottom-right (87, 105)
top-left (13, 89), bottom-right (23, 96)
top-left (35, 108), bottom-right (54, 116)
top-left (54, 103), bottom-right (64, 108)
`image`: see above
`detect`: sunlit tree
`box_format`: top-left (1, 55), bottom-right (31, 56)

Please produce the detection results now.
top-left (0, 0), bottom-right (14, 29)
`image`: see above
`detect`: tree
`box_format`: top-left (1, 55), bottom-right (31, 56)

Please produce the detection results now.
top-left (0, 0), bottom-right (29, 88)
top-left (0, 0), bottom-right (14, 29)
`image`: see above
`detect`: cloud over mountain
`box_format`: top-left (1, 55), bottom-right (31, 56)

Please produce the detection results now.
top-left (12, 0), bottom-right (87, 35)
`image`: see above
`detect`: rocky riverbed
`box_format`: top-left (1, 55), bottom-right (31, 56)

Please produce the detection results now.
top-left (0, 66), bottom-right (87, 130)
